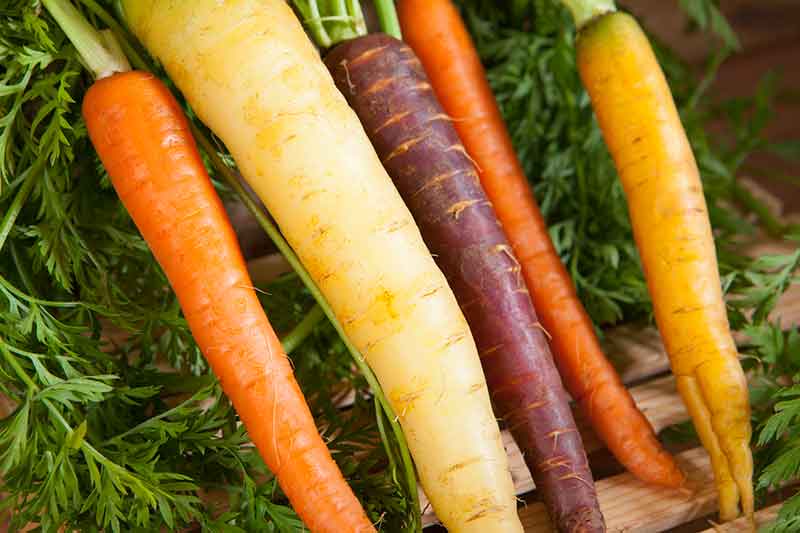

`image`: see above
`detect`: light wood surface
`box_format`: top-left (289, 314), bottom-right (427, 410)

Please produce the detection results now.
top-left (700, 504), bottom-right (781, 532)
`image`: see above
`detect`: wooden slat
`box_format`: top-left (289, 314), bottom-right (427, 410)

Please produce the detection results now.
top-left (521, 447), bottom-right (717, 533)
top-left (701, 504), bottom-right (780, 532)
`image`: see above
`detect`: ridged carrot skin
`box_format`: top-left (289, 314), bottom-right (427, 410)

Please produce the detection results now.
top-left (397, 0), bottom-right (684, 489)
top-left (325, 34), bottom-right (604, 533)
top-left (122, 1), bottom-right (522, 531)
top-left (576, 12), bottom-right (753, 521)
top-left (82, 71), bottom-right (374, 533)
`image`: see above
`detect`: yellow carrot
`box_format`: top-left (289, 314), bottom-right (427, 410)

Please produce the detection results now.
top-left (563, 0), bottom-right (753, 522)
top-left (122, 0), bottom-right (522, 531)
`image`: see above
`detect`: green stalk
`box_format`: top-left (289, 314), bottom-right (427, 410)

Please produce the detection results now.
top-left (296, 0), bottom-right (333, 48)
top-left (0, 162), bottom-right (39, 256)
top-left (372, 0), bottom-right (402, 39)
top-left (560, 0), bottom-right (616, 30)
top-left (193, 127), bottom-right (421, 529)
top-left (9, 242), bottom-right (36, 295)
top-left (0, 340), bottom-right (39, 392)
top-left (280, 304), bottom-right (325, 354)
top-left (41, 0), bottom-right (129, 79)
top-left (346, 0), bottom-right (367, 37)
top-left (291, 0), bottom-right (367, 46)
top-left (79, 0), bottom-right (150, 72)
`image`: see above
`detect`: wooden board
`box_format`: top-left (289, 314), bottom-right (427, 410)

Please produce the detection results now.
top-left (700, 504), bottom-right (781, 532)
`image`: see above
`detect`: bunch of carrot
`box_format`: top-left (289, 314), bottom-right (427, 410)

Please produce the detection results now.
top-left (398, 0), bottom-right (752, 524)
top-left (124, 1), bottom-right (521, 531)
top-left (42, 1), bottom-right (374, 532)
top-left (43, 0), bottom-right (755, 529)
top-left (397, 0), bottom-right (685, 492)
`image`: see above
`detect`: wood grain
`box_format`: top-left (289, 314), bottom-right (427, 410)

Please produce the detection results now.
top-left (700, 504), bottom-right (780, 532)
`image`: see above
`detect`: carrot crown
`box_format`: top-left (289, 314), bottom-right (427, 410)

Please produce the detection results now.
top-left (291, 0), bottom-right (402, 47)
top-left (290, 0), bottom-right (367, 48)
top-left (41, 0), bottom-right (130, 79)
top-left (561, 0), bottom-right (617, 30)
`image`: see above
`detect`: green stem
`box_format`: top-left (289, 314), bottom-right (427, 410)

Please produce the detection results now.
top-left (292, 0), bottom-right (333, 48)
top-left (9, 241), bottom-right (36, 295)
top-left (0, 340), bottom-right (39, 392)
top-left (374, 395), bottom-right (398, 483)
top-left (41, 0), bottom-right (129, 79)
top-left (281, 304), bottom-right (325, 354)
top-left (193, 127), bottom-right (421, 528)
top-left (687, 47), bottom-right (729, 112)
top-left (346, 0), bottom-right (367, 37)
top-left (0, 274), bottom-right (80, 308)
top-left (291, 0), bottom-right (367, 47)
top-left (560, 0), bottom-right (616, 30)
top-left (79, 0), bottom-right (150, 72)
top-left (102, 387), bottom-right (211, 446)
top-left (0, 164), bottom-right (37, 256)
top-left (372, 0), bottom-right (402, 39)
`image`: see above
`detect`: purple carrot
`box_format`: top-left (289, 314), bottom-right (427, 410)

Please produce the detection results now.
top-left (325, 34), bottom-right (605, 533)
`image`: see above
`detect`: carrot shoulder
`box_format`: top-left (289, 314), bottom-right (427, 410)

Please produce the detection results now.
top-left (83, 71), bottom-right (374, 533)
top-left (397, 0), bottom-right (684, 488)
top-left (575, 10), bottom-right (753, 522)
top-left (326, 33), bottom-right (604, 533)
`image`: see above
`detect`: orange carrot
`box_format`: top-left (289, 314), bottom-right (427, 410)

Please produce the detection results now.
top-left (397, 0), bottom-right (684, 488)
top-left (82, 71), bottom-right (374, 533)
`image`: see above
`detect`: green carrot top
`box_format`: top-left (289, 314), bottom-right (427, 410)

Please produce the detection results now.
top-left (41, 0), bottom-right (129, 79)
top-left (291, 0), bottom-right (402, 47)
top-left (560, 0), bottom-right (617, 30)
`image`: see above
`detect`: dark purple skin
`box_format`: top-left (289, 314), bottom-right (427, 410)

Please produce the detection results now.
top-left (325, 34), bottom-right (605, 533)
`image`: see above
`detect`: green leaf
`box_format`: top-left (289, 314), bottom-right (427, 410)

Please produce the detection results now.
top-left (69, 419), bottom-right (87, 449)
